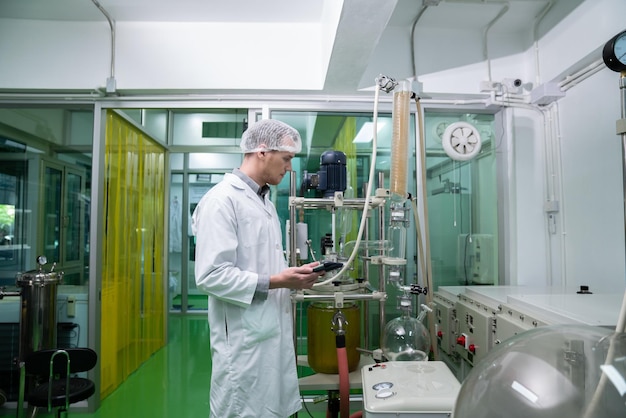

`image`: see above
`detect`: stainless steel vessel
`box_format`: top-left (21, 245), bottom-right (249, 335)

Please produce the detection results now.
top-left (16, 256), bottom-right (63, 361)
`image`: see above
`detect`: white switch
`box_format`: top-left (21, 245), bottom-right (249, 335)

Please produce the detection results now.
top-left (67, 296), bottom-right (76, 317)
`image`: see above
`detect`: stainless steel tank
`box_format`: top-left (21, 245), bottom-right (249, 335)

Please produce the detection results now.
top-left (16, 256), bottom-right (63, 361)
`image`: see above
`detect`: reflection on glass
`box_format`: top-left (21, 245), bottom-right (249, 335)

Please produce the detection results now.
top-left (0, 203), bottom-right (15, 260)
top-left (64, 171), bottom-right (82, 263)
top-left (425, 112), bottom-right (498, 289)
top-left (44, 165), bottom-right (62, 264)
top-left (0, 158), bottom-right (29, 284)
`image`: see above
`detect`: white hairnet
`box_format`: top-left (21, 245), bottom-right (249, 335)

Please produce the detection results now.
top-left (240, 119), bottom-right (302, 154)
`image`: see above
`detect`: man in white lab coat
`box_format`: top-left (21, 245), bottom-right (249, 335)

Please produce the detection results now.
top-left (192, 119), bottom-right (324, 418)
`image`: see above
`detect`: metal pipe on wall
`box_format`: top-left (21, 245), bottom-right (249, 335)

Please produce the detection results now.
top-left (289, 171), bottom-right (298, 267)
top-left (618, 71), bottom-right (626, 333)
top-left (91, 0), bottom-right (117, 93)
top-left (377, 172), bottom-right (386, 350)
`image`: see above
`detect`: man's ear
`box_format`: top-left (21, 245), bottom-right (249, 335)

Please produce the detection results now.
top-left (256, 144), bottom-right (268, 157)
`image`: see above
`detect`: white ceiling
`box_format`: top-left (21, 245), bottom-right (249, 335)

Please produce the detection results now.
top-left (0, 0), bottom-right (326, 22)
top-left (0, 0), bottom-right (586, 94)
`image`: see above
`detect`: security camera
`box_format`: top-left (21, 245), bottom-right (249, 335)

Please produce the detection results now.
top-left (503, 78), bottom-right (523, 89)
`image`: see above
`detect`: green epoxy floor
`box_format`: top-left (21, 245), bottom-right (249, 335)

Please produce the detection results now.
top-left (89, 315), bottom-right (213, 417)
top-left (0, 315), bottom-right (331, 418)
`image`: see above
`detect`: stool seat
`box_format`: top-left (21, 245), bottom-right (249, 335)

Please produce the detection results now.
top-left (19, 348), bottom-right (98, 418)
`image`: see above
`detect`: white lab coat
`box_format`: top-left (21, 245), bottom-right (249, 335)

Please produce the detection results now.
top-left (192, 173), bottom-right (301, 418)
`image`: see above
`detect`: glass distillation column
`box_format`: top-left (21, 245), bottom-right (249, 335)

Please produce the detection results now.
top-left (389, 80), bottom-right (411, 204)
top-left (380, 80), bottom-right (433, 362)
top-left (385, 79), bottom-right (411, 265)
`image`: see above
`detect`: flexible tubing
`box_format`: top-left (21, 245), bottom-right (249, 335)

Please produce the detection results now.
top-left (336, 337), bottom-right (364, 418)
top-left (91, 0), bottom-right (116, 79)
top-left (414, 98), bottom-right (438, 360)
top-left (314, 86), bottom-right (381, 286)
top-left (337, 345), bottom-right (350, 418)
top-left (409, 5), bottom-right (429, 79)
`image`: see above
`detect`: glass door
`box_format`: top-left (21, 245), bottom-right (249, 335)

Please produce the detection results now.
top-left (168, 171), bottom-right (222, 313)
top-left (41, 159), bottom-right (86, 284)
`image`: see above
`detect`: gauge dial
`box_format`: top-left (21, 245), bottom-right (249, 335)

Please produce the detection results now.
top-left (372, 381), bottom-right (393, 390)
top-left (603, 30), bottom-right (626, 72)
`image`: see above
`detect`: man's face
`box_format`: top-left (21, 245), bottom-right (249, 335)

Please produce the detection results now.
top-left (262, 150), bottom-right (294, 185)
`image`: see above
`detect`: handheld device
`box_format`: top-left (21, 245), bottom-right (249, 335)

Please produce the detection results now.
top-left (313, 261), bottom-right (344, 273)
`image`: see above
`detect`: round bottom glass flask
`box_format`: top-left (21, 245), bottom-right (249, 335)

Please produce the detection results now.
top-left (307, 302), bottom-right (361, 374)
top-left (382, 312), bottom-right (430, 361)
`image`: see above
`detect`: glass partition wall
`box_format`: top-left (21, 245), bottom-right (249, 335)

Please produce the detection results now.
top-left (0, 98), bottom-right (500, 412)
top-left (161, 106), bottom-right (499, 385)
top-left (0, 106), bottom-right (93, 403)
top-left (158, 106), bottom-right (499, 346)
top-left (424, 111), bottom-right (499, 288)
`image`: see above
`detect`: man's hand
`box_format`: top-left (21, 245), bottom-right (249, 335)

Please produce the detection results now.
top-left (269, 262), bottom-right (325, 290)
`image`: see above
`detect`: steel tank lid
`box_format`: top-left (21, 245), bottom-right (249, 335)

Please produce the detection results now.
top-left (16, 270), bottom-right (63, 286)
top-left (16, 255), bottom-right (63, 286)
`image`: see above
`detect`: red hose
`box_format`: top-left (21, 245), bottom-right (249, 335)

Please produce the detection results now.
top-left (337, 346), bottom-right (350, 418)
top-left (334, 316), bottom-right (363, 418)
top-left (336, 349), bottom-right (364, 418)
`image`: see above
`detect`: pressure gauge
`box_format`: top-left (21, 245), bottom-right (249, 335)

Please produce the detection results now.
top-left (602, 29), bottom-right (626, 72)
top-left (36, 255), bottom-right (47, 266)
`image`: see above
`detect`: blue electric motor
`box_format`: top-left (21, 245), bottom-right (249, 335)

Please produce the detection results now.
top-left (317, 150), bottom-right (347, 198)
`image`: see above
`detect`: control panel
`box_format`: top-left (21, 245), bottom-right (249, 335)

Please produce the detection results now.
top-left (454, 293), bottom-right (498, 365)
top-left (433, 291), bottom-right (457, 356)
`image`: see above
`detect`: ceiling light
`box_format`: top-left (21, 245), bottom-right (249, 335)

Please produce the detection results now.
top-left (353, 121), bottom-right (386, 143)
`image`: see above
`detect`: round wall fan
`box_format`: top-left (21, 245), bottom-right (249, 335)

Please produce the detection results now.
top-left (441, 121), bottom-right (482, 161)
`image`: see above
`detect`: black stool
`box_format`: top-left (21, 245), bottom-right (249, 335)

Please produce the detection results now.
top-left (18, 348), bottom-right (97, 418)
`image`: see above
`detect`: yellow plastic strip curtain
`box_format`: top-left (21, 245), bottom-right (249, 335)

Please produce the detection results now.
top-left (101, 110), bottom-right (166, 399)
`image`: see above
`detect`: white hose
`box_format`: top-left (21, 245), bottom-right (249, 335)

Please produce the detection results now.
top-left (414, 97), bottom-right (438, 360)
top-left (313, 85), bottom-right (381, 287)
